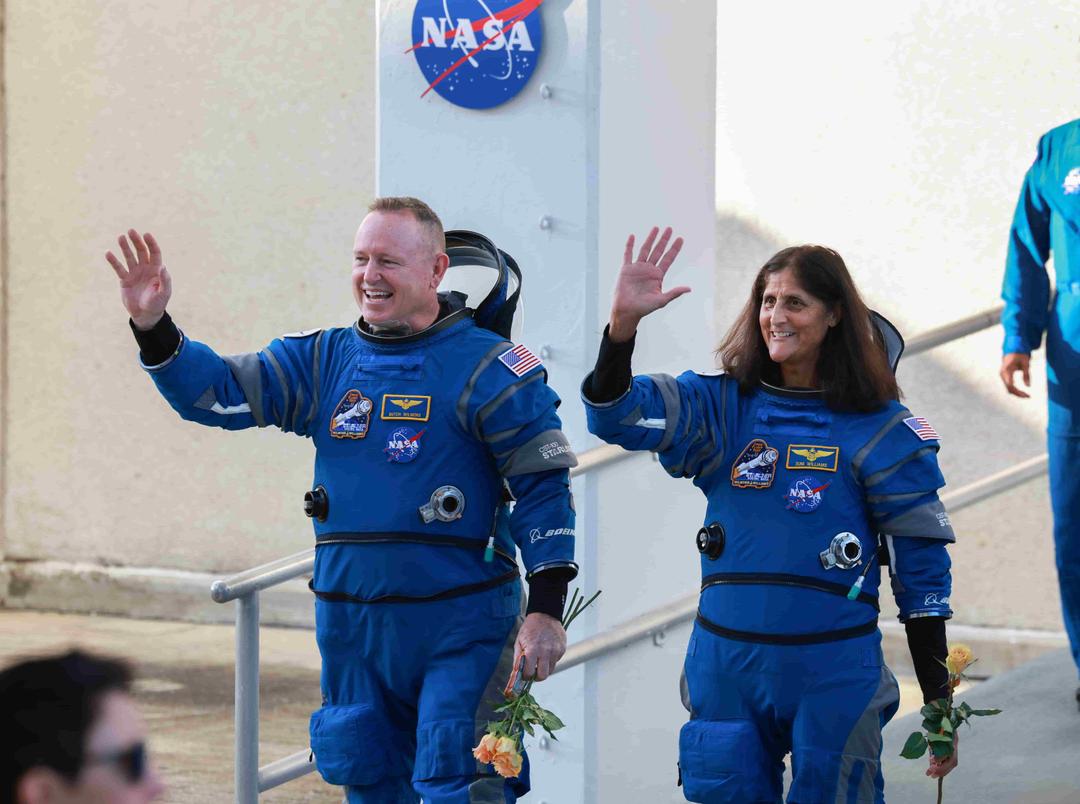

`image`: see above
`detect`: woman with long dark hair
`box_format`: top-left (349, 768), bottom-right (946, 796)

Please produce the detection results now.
top-left (582, 229), bottom-right (957, 803)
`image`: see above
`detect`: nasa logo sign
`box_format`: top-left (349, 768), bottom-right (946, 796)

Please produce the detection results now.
top-left (409, 0), bottom-right (543, 110)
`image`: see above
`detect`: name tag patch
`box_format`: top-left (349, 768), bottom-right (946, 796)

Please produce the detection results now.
top-left (786, 444), bottom-right (840, 472)
top-left (381, 394), bottom-right (431, 422)
top-left (731, 439), bottom-right (779, 489)
top-left (330, 389), bottom-right (373, 439)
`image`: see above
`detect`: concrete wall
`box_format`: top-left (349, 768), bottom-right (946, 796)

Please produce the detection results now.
top-left (1, 1), bottom-right (376, 612)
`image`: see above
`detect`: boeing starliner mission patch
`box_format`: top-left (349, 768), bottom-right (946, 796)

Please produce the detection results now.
top-left (903, 416), bottom-right (939, 442)
top-left (784, 477), bottom-right (830, 513)
top-left (381, 394), bottom-right (432, 422)
top-left (384, 427), bottom-right (425, 463)
top-left (785, 444), bottom-right (839, 472)
top-left (498, 344), bottom-right (542, 377)
top-left (731, 439), bottom-right (780, 489)
top-left (329, 389), bottom-right (373, 439)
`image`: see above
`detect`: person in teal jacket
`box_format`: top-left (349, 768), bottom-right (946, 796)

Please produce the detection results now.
top-left (105, 197), bottom-right (577, 803)
top-left (999, 118), bottom-right (1080, 706)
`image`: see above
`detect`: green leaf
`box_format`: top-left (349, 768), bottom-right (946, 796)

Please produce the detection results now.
top-left (925, 732), bottom-right (953, 744)
top-left (921, 718), bottom-right (941, 733)
top-left (939, 718), bottom-right (954, 735)
top-left (968, 708), bottom-right (1002, 717)
top-left (919, 705), bottom-right (943, 724)
top-left (929, 740), bottom-right (954, 759)
top-left (541, 709), bottom-right (566, 732)
top-left (899, 732), bottom-right (928, 759)
top-left (522, 720), bottom-right (535, 736)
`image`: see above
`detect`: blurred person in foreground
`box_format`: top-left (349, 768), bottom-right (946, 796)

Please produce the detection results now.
top-left (999, 118), bottom-right (1080, 709)
top-left (583, 230), bottom-right (957, 803)
top-left (0, 650), bottom-right (165, 804)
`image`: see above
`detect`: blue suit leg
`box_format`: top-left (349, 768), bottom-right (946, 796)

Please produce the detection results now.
top-left (413, 583), bottom-right (527, 804)
top-left (1049, 433), bottom-right (1080, 678)
top-left (678, 628), bottom-right (787, 804)
top-left (786, 644), bottom-right (899, 804)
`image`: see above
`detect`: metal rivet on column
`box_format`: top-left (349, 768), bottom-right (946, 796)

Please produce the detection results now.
top-left (539, 215), bottom-right (552, 230)
top-left (539, 83), bottom-right (552, 99)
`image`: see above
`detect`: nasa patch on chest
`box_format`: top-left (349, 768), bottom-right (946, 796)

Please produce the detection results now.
top-left (330, 389), bottom-right (373, 439)
top-left (384, 426), bottom-right (425, 463)
top-left (784, 477), bottom-right (830, 513)
top-left (731, 439), bottom-right (780, 489)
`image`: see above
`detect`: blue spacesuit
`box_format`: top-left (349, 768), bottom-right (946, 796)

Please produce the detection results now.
top-left (584, 370), bottom-right (953, 803)
top-left (143, 299), bottom-right (577, 803)
top-left (1002, 118), bottom-right (1080, 682)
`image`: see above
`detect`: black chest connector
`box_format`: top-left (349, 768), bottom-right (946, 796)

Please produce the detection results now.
top-left (304, 485), bottom-right (329, 522)
top-left (696, 523), bottom-right (726, 560)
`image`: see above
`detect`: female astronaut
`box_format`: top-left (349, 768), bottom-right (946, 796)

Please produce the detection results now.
top-left (581, 229), bottom-right (958, 803)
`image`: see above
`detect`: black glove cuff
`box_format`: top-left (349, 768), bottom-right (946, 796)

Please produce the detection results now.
top-left (584, 325), bottom-right (636, 403)
top-left (526, 567), bottom-right (574, 619)
top-left (905, 616), bottom-right (949, 704)
top-left (130, 311), bottom-right (181, 366)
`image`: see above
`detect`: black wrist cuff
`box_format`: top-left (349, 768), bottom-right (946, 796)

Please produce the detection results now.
top-left (906, 616), bottom-right (949, 704)
top-left (526, 568), bottom-right (574, 619)
top-left (584, 325), bottom-right (635, 403)
top-left (130, 311), bottom-right (181, 366)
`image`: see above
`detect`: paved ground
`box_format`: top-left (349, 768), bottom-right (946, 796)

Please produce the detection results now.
top-left (3, 609), bottom-right (1059, 803)
top-left (881, 648), bottom-right (1080, 804)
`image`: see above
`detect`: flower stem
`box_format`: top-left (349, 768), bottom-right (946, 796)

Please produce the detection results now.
top-left (937, 776), bottom-right (942, 804)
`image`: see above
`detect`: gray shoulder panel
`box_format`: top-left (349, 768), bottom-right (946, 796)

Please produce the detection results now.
top-left (499, 429), bottom-right (578, 477)
top-left (457, 341), bottom-right (514, 435)
top-left (261, 349), bottom-right (291, 429)
top-left (851, 409), bottom-right (910, 478)
top-left (476, 372), bottom-right (545, 434)
top-left (862, 446), bottom-right (937, 488)
top-left (221, 352), bottom-right (268, 428)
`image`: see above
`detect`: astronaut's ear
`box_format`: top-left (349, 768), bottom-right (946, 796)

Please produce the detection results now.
top-left (432, 252), bottom-right (450, 288)
top-left (827, 305), bottom-right (842, 327)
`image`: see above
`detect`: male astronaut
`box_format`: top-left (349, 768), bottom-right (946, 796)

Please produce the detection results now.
top-left (106, 197), bottom-right (578, 802)
top-left (999, 118), bottom-right (1080, 707)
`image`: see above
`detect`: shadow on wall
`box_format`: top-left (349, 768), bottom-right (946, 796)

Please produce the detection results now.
top-left (711, 212), bottom-right (1058, 631)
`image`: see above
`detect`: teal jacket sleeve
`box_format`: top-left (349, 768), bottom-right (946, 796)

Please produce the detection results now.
top-left (1002, 134), bottom-right (1053, 355)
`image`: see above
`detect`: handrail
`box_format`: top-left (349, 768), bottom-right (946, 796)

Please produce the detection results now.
top-left (212, 300), bottom-right (1018, 801)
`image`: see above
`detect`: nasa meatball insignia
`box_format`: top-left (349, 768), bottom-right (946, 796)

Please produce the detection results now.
top-left (330, 389), bottom-right (373, 439)
top-left (784, 477), bottom-right (830, 513)
top-left (410, 0), bottom-right (543, 110)
top-left (730, 439), bottom-right (780, 489)
top-left (384, 427), bottom-right (425, 463)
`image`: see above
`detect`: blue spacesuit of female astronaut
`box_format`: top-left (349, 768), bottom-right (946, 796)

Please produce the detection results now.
top-left (143, 301), bottom-right (577, 802)
top-left (1002, 118), bottom-right (1080, 682)
top-left (584, 369), bottom-right (953, 803)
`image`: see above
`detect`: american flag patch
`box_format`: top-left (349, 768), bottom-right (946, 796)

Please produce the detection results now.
top-left (903, 416), bottom-right (939, 441)
top-left (497, 344), bottom-right (542, 377)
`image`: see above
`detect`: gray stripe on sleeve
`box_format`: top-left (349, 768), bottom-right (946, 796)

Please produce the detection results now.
top-left (306, 330), bottom-right (325, 429)
top-left (498, 429), bottom-right (578, 477)
top-left (878, 497), bottom-right (956, 542)
top-left (851, 410), bottom-right (910, 478)
top-left (221, 352), bottom-right (268, 428)
top-left (291, 386), bottom-right (306, 435)
top-left (261, 349), bottom-right (292, 430)
top-left (483, 422), bottom-right (528, 446)
top-left (862, 446), bottom-right (937, 489)
top-left (457, 341), bottom-right (515, 435)
top-left (477, 372), bottom-right (545, 434)
top-left (866, 490), bottom-right (927, 505)
top-left (646, 373), bottom-right (682, 452)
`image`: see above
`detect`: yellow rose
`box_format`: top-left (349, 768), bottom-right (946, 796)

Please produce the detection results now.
top-left (945, 643), bottom-right (974, 675)
top-left (472, 733), bottom-right (500, 764)
top-left (492, 748), bottom-right (523, 778)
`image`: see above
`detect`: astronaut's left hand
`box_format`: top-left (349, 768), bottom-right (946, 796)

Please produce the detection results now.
top-left (510, 613), bottom-right (567, 686)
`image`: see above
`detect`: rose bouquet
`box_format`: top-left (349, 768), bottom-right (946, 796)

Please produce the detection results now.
top-left (473, 588), bottom-right (600, 778)
top-left (899, 643), bottom-right (1001, 803)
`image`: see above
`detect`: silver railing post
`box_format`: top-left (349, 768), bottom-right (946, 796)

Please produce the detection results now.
top-left (235, 591), bottom-right (260, 804)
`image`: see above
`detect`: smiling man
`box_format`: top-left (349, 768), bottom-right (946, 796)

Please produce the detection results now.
top-left (105, 197), bottom-right (578, 803)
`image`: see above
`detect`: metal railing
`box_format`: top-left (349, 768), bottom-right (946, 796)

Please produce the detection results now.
top-left (212, 300), bottom-right (1040, 801)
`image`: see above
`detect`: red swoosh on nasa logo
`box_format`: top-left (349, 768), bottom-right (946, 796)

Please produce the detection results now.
top-left (405, 0), bottom-right (544, 53)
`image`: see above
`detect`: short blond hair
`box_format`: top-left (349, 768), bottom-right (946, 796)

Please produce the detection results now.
top-left (367, 196), bottom-right (446, 253)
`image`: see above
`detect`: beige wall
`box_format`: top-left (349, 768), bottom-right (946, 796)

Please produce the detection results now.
top-left (2, 1), bottom-right (375, 592)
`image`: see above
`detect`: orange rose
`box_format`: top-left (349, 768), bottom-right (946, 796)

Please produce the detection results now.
top-left (492, 747), bottom-right (523, 778)
top-left (945, 644), bottom-right (974, 675)
top-left (472, 733), bottom-right (499, 764)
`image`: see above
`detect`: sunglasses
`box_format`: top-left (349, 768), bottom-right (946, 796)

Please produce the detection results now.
top-left (85, 741), bottom-right (147, 784)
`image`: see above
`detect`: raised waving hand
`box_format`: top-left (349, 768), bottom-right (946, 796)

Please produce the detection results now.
top-left (106, 230), bottom-right (171, 330)
top-left (608, 226), bottom-right (689, 343)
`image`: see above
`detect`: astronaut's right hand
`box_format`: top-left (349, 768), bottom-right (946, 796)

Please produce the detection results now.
top-left (106, 229), bottom-right (172, 331)
top-left (999, 352), bottom-right (1031, 399)
top-left (607, 226), bottom-right (690, 343)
